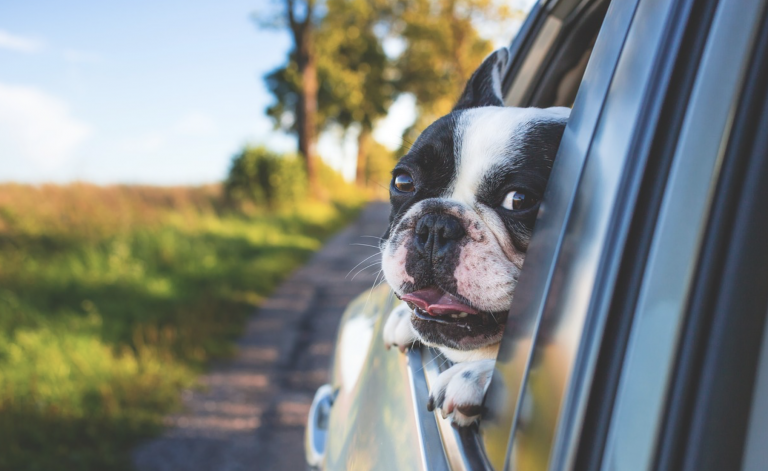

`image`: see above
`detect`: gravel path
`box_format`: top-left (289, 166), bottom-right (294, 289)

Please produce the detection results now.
top-left (133, 202), bottom-right (390, 471)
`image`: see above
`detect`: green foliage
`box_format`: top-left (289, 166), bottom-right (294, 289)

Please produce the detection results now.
top-left (225, 145), bottom-right (369, 208)
top-left (224, 146), bottom-right (308, 210)
top-left (391, 0), bottom-right (511, 147)
top-left (0, 184), bottom-right (364, 471)
top-left (316, 0), bottom-right (395, 131)
top-left (261, 0), bottom-right (512, 185)
top-left (264, 0), bottom-right (395, 135)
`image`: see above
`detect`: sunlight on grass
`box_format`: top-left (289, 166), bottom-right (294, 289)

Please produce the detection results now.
top-left (0, 183), bottom-right (366, 471)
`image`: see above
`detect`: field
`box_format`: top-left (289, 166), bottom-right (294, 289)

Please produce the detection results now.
top-left (0, 183), bottom-right (365, 471)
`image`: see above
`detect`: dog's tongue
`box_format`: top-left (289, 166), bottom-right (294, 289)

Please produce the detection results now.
top-left (401, 287), bottom-right (478, 316)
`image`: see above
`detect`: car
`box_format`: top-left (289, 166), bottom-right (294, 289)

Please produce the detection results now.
top-left (305, 0), bottom-right (768, 468)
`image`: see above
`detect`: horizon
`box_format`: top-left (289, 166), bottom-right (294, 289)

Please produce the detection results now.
top-left (1, 0), bottom-right (528, 186)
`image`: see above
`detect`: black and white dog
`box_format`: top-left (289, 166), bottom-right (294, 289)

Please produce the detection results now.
top-left (381, 48), bottom-right (569, 426)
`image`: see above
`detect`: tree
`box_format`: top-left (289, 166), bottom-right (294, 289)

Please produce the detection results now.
top-left (261, 0), bottom-right (510, 188)
top-left (316, 0), bottom-right (396, 186)
top-left (390, 0), bottom-right (511, 147)
top-left (259, 0), bottom-right (321, 196)
top-left (265, 0), bottom-right (396, 188)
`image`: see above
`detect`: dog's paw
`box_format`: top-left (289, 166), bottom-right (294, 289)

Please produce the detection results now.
top-left (427, 359), bottom-right (495, 427)
top-left (383, 302), bottom-right (419, 353)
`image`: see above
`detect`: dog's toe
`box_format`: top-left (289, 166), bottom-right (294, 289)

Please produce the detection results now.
top-left (383, 302), bottom-right (419, 352)
top-left (427, 359), bottom-right (495, 427)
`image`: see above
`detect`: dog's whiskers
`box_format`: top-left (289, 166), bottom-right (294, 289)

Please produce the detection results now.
top-left (438, 355), bottom-right (453, 371)
top-left (415, 349), bottom-right (445, 373)
top-left (351, 261), bottom-right (382, 281)
top-left (350, 243), bottom-right (382, 249)
top-left (362, 269), bottom-right (385, 314)
top-left (346, 252), bottom-right (382, 279)
top-left (373, 275), bottom-right (389, 289)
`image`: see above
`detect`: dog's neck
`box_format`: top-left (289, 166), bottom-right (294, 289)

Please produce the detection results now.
top-left (438, 342), bottom-right (500, 363)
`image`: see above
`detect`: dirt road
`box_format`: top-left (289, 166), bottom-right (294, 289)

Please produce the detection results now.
top-left (133, 202), bottom-right (390, 471)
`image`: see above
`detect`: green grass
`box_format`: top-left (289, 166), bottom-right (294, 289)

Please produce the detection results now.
top-left (0, 184), bottom-right (365, 471)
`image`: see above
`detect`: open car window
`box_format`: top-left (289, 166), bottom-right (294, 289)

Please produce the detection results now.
top-left (403, 0), bottom-right (613, 468)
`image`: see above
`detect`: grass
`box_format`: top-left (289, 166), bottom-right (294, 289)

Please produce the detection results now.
top-left (0, 183), bottom-right (366, 471)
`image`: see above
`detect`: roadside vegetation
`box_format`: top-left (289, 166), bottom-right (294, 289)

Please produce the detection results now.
top-left (0, 153), bottom-right (366, 471)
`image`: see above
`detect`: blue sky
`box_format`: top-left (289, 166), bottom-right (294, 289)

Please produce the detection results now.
top-left (0, 0), bottom-right (306, 184)
top-left (0, 0), bottom-right (529, 185)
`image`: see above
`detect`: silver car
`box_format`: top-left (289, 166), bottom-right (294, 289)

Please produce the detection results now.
top-left (306, 0), bottom-right (768, 468)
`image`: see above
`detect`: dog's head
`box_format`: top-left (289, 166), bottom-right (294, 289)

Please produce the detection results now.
top-left (380, 49), bottom-right (569, 353)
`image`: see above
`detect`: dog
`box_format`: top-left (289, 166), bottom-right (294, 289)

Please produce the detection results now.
top-left (380, 48), bottom-right (569, 426)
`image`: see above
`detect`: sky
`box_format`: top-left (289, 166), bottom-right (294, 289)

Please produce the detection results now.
top-left (0, 0), bottom-right (529, 185)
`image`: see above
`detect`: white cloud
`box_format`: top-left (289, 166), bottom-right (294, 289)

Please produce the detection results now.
top-left (0, 29), bottom-right (44, 53)
top-left (0, 83), bottom-right (92, 171)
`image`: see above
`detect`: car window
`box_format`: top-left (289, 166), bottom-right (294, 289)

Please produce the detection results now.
top-left (403, 1), bottom-right (613, 469)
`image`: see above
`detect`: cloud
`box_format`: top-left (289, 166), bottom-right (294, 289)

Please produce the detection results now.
top-left (0, 82), bottom-right (92, 171)
top-left (0, 29), bottom-right (44, 53)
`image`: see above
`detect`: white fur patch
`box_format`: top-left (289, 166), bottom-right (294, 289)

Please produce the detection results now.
top-left (382, 301), bottom-right (418, 351)
top-left (429, 359), bottom-right (496, 426)
top-left (449, 106), bottom-right (569, 205)
top-left (382, 243), bottom-right (414, 290)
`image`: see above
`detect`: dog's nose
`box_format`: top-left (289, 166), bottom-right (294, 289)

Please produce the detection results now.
top-left (414, 213), bottom-right (465, 260)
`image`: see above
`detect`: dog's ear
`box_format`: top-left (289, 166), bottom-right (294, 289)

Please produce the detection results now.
top-left (453, 48), bottom-right (510, 111)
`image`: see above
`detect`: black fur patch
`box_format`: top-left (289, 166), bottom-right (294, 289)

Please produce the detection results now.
top-left (453, 49), bottom-right (507, 111)
top-left (384, 113), bottom-right (460, 241)
top-left (475, 118), bottom-right (567, 251)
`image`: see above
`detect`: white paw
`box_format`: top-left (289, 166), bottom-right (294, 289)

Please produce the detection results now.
top-left (383, 302), bottom-right (419, 352)
top-left (427, 359), bottom-right (495, 427)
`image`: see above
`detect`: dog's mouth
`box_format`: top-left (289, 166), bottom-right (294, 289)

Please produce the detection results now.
top-left (401, 287), bottom-right (508, 328)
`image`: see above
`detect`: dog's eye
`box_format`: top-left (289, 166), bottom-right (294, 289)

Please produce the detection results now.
top-left (393, 173), bottom-right (415, 193)
top-left (502, 190), bottom-right (537, 211)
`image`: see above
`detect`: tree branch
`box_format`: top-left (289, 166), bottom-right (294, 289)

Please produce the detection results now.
top-left (286, 0), bottom-right (299, 37)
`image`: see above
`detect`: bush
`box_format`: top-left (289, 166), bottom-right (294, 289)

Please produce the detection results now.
top-left (224, 145), bottom-right (371, 211)
top-left (224, 146), bottom-right (307, 210)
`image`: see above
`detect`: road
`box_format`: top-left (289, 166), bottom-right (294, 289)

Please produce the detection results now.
top-left (133, 202), bottom-right (391, 471)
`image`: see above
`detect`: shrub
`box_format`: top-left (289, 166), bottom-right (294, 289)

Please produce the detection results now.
top-left (224, 146), bottom-right (307, 210)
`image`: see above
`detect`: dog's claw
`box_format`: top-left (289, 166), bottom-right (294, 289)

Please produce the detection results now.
top-left (457, 404), bottom-right (484, 417)
top-left (382, 302), bottom-right (419, 354)
top-left (427, 360), bottom-right (495, 427)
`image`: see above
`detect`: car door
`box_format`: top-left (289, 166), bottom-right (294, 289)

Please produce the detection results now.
top-left (482, 0), bottom-right (768, 470)
top-left (306, 0), bottom-right (612, 469)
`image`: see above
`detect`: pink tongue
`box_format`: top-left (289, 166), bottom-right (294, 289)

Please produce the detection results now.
top-left (401, 287), bottom-right (478, 316)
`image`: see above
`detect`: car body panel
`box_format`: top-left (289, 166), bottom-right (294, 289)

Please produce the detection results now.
top-left (322, 286), bottom-right (437, 471)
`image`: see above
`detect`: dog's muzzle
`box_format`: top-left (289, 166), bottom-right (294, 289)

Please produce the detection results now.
top-left (413, 213), bottom-right (465, 263)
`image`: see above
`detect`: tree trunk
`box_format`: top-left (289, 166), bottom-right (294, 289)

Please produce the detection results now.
top-left (356, 127), bottom-right (371, 187)
top-left (290, 0), bottom-right (320, 198)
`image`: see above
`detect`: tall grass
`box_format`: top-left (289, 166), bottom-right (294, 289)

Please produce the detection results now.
top-left (0, 183), bottom-right (366, 471)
